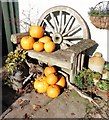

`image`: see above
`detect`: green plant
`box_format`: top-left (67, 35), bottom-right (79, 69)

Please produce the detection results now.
top-left (5, 49), bottom-right (27, 75)
top-left (88, 1), bottom-right (109, 17)
top-left (74, 68), bottom-right (101, 91)
top-left (88, 7), bottom-right (109, 17)
top-left (96, 79), bottom-right (109, 91)
top-left (104, 62), bottom-right (109, 71)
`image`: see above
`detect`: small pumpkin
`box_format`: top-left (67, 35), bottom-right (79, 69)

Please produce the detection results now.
top-left (29, 26), bottom-right (44, 38)
top-left (20, 36), bottom-right (35, 50)
top-left (33, 41), bottom-right (44, 52)
top-left (34, 76), bottom-right (48, 93)
top-left (44, 41), bottom-right (55, 53)
top-left (46, 73), bottom-right (58, 85)
top-left (56, 75), bottom-right (66, 88)
top-left (47, 85), bottom-right (60, 98)
top-left (44, 66), bottom-right (56, 76)
top-left (38, 36), bottom-right (51, 43)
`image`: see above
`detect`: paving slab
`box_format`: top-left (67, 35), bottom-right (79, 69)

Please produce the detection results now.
top-left (2, 89), bottom-right (90, 118)
top-left (3, 89), bottom-right (52, 118)
top-left (31, 90), bottom-right (89, 118)
top-left (1, 88), bottom-right (108, 119)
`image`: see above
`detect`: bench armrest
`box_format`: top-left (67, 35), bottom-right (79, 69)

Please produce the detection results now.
top-left (66, 39), bottom-right (97, 55)
top-left (11, 32), bottom-right (29, 44)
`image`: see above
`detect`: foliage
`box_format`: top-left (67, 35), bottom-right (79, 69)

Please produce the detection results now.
top-left (96, 79), bottom-right (109, 91)
top-left (104, 62), bottom-right (109, 71)
top-left (88, 7), bottom-right (109, 17)
top-left (74, 68), bottom-right (101, 91)
top-left (5, 49), bottom-right (27, 75)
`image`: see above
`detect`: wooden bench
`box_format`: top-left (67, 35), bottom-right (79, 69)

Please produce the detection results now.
top-left (11, 6), bottom-right (97, 86)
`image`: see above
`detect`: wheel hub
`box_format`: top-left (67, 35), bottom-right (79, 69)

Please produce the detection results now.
top-left (52, 33), bottom-right (63, 44)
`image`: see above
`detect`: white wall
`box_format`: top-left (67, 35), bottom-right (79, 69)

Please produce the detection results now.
top-left (18, 0), bottom-right (108, 62)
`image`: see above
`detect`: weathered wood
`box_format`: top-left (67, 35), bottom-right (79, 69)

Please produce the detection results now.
top-left (77, 53), bottom-right (81, 72)
top-left (11, 32), bottom-right (29, 44)
top-left (81, 53), bottom-right (85, 70)
top-left (28, 39), bottom-right (96, 68)
top-left (69, 53), bottom-right (75, 84)
top-left (66, 39), bottom-right (96, 54)
top-left (27, 38), bottom-right (96, 84)
top-left (37, 5), bottom-right (90, 40)
top-left (28, 50), bottom-right (71, 69)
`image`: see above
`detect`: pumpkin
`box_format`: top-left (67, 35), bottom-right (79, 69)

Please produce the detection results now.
top-left (56, 75), bottom-right (66, 88)
top-left (44, 41), bottom-right (55, 53)
top-left (34, 76), bottom-right (48, 93)
top-left (46, 73), bottom-right (58, 85)
top-left (29, 26), bottom-right (44, 38)
top-left (39, 36), bottom-right (51, 43)
top-left (47, 85), bottom-right (60, 98)
top-left (20, 36), bottom-right (35, 50)
top-left (44, 66), bottom-right (56, 76)
top-left (33, 41), bottom-right (44, 52)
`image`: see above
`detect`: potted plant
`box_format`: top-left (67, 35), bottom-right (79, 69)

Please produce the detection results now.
top-left (73, 64), bottom-right (109, 99)
top-left (96, 62), bottom-right (109, 92)
top-left (73, 62), bottom-right (109, 102)
top-left (88, 1), bottom-right (109, 29)
top-left (74, 68), bottom-right (101, 92)
top-left (4, 49), bottom-right (29, 90)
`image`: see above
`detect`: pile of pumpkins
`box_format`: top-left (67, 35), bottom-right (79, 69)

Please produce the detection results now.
top-left (20, 26), bottom-right (55, 53)
top-left (20, 25), bottom-right (66, 98)
top-left (33, 66), bottom-right (66, 98)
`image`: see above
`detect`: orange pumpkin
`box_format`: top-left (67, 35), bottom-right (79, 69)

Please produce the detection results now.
top-left (56, 75), bottom-right (66, 88)
top-left (47, 85), bottom-right (60, 98)
top-left (20, 36), bottom-right (35, 50)
top-left (33, 41), bottom-right (44, 52)
top-left (39, 36), bottom-right (51, 43)
top-left (29, 26), bottom-right (44, 38)
top-left (44, 66), bottom-right (56, 76)
top-left (44, 41), bottom-right (55, 53)
top-left (46, 73), bottom-right (58, 85)
top-left (34, 76), bottom-right (48, 93)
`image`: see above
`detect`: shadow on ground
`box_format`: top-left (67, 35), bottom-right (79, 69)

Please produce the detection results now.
top-left (2, 83), bottom-right (20, 114)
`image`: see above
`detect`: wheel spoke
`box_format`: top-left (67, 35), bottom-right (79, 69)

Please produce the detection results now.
top-left (63, 39), bottom-right (74, 46)
top-left (68, 17), bottom-right (75, 31)
top-left (68, 27), bottom-right (81, 36)
top-left (60, 15), bottom-right (73, 34)
top-left (60, 42), bottom-right (69, 49)
top-left (63, 35), bottom-right (83, 40)
top-left (37, 6), bottom-right (90, 45)
top-left (62, 24), bottom-right (81, 37)
top-left (43, 19), bottom-right (54, 33)
top-left (50, 12), bottom-right (58, 33)
top-left (58, 10), bottom-right (62, 33)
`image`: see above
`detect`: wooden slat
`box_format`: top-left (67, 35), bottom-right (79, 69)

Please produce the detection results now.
top-left (66, 39), bottom-right (96, 54)
top-left (28, 50), bottom-right (72, 69)
top-left (11, 32), bottom-right (29, 44)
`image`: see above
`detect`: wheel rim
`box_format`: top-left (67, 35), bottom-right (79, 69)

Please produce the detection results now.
top-left (37, 6), bottom-right (90, 49)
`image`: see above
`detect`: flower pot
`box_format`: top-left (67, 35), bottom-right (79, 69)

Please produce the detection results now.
top-left (88, 52), bottom-right (105, 74)
top-left (90, 16), bottom-right (109, 29)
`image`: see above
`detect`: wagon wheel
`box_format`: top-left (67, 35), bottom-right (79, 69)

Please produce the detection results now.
top-left (37, 6), bottom-right (90, 49)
